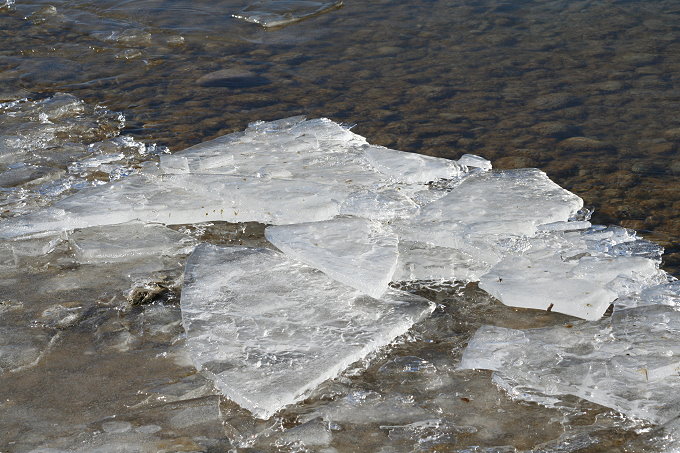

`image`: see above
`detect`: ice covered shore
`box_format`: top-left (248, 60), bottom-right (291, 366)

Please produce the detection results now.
top-left (2, 115), bottom-right (678, 429)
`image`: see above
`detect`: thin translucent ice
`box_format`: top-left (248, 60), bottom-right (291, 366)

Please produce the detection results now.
top-left (265, 217), bottom-right (399, 298)
top-left (459, 305), bottom-right (680, 423)
top-left (233, 0), bottom-right (343, 28)
top-left (180, 244), bottom-right (434, 419)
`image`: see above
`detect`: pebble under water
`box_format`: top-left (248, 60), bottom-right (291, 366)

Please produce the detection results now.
top-left (2, 0), bottom-right (680, 452)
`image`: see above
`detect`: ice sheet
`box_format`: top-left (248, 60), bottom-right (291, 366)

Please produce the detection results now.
top-left (392, 241), bottom-right (491, 283)
top-left (363, 146), bottom-right (465, 184)
top-left (459, 305), bottom-right (680, 423)
top-left (180, 244), bottom-right (434, 419)
top-left (232, 0), bottom-right (343, 28)
top-left (0, 117), bottom-right (486, 238)
top-left (265, 217), bottom-right (399, 298)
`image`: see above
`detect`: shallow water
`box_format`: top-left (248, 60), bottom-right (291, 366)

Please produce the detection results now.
top-left (1, 0), bottom-right (680, 451)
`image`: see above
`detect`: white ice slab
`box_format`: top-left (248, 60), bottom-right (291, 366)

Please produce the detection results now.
top-left (479, 254), bottom-right (617, 320)
top-left (396, 169), bottom-right (583, 248)
top-left (180, 244), bottom-right (434, 419)
top-left (364, 146), bottom-right (465, 184)
top-left (265, 217), bottom-right (399, 298)
top-left (0, 173), bottom-right (348, 238)
top-left (478, 229), bottom-right (665, 320)
top-left (459, 305), bottom-right (680, 424)
top-left (68, 222), bottom-right (196, 264)
top-left (0, 117), bottom-right (487, 238)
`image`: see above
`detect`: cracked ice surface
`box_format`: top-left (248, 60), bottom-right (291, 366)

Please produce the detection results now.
top-left (459, 305), bottom-right (680, 424)
top-left (265, 217), bottom-right (399, 298)
top-left (180, 244), bottom-right (434, 419)
top-left (0, 117), bottom-right (483, 238)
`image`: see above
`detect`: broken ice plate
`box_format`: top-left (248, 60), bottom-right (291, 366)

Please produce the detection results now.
top-left (265, 217), bottom-right (399, 298)
top-left (180, 244), bottom-right (434, 418)
top-left (459, 305), bottom-right (680, 424)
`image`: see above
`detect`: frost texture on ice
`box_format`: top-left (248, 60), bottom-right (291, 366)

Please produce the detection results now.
top-left (180, 244), bottom-right (434, 419)
top-left (459, 305), bottom-right (680, 423)
top-left (233, 0), bottom-right (343, 28)
top-left (265, 217), bottom-right (398, 298)
top-left (615, 280), bottom-right (680, 310)
top-left (0, 117), bottom-right (485, 238)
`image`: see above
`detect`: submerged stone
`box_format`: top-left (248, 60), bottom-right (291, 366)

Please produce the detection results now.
top-left (180, 244), bottom-right (434, 419)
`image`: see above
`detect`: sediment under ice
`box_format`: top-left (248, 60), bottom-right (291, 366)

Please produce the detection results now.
top-left (180, 244), bottom-right (434, 419)
top-left (459, 304), bottom-right (680, 424)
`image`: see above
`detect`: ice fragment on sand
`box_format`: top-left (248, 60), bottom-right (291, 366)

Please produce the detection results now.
top-left (68, 222), bottom-right (196, 264)
top-left (180, 244), bottom-right (434, 419)
top-left (459, 305), bottom-right (680, 423)
top-left (265, 218), bottom-right (399, 298)
top-left (233, 0), bottom-right (343, 28)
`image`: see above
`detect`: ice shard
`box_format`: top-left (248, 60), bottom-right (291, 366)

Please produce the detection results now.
top-left (363, 146), bottom-right (465, 184)
top-left (459, 305), bottom-right (680, 423)
top-left (396, 169), bottom-right (584, 248)
top-left (392, 241), bottom-right (492, 283)
top-left (265, 217), bottom-right (399, 298)
top-left (233, 0), bottom-right (343, 28)
top-left (180, 244), bottom-right (434, 419)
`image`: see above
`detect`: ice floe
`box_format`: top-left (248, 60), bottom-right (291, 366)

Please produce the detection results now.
top-left (0, 117), bottom-right (483, 238)
top-left (180, 244), bottom-right (435, 418)
top-left (459, 305), bottom-right (680, 423)
top-left (67, 222), bottom-right (195, 264)
top-left (2, 113), bottom-right (677, 430)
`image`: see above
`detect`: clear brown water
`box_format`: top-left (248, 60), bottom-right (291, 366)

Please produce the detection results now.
top-left (1, 0), bottom-right (680, 451)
